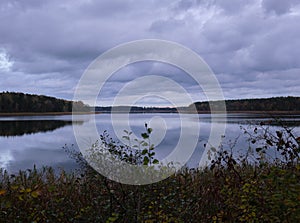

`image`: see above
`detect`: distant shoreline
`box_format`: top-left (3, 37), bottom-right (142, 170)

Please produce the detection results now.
top-left (93, 110), bottom-right (300, 115)
top-left (197, 110), bottom-right (300, 115)
top-left (0, 110), bottom-right (299, 117)
top-left (1, 93), bottom-right (299, 116)
top-left (0, 112), bottom-right (101, 117)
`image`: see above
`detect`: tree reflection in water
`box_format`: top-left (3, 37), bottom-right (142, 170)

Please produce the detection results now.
top-left (0, 120), bottom-right (84, 137)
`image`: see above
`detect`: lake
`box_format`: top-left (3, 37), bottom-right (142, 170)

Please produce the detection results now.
top-left (1, 113), bottom-right (299, 173)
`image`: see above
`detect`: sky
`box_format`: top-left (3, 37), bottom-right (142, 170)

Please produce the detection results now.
top-left (0, 0), bottom-right (299, 106)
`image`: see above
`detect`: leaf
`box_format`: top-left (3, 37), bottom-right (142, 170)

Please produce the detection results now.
top-left (141, 133), bottom-right (149, 139)
top-left (211, 147), bottom-right (216, 152)
top-left (147, 128), bottom-right (153, 134)
top-left (256, 147), bottom-right (263, 152)
top-left (142, 149), bottom-right (148, 155)
top-left (153, 159), bottom-right (159, 164)
top-left (11, 185), bottom-right (18, 190)
top-left (0, 189), bottom-right (6, 196)
top-left (143, 156), bottom-right (149, 165)
top-left (142, 142), bottom-right (148, 147)
top-left (31, 190), bottom-right (41, 198)
top-left (107, 213), bottom-right (119, 222)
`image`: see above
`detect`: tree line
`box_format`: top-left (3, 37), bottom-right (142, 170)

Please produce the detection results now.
top-left (1, 92), bottom-right (299, 113)
top-left (191, 96), bottom-right (300, 112)
top-left (95, 106), bottom-right (177, 113)
top-left (0, 92), bottom-right (90, 113)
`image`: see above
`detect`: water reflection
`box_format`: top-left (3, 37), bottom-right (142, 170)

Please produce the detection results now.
top-left (0, 114), bottom-right (299, 173)
top-left (0, 120), bottom-right (84, 137)
top-left (198, 114), bottom-right (300, 126)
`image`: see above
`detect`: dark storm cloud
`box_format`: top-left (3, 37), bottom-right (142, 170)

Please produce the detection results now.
top-left (0, 0), bottom-right (299, 105)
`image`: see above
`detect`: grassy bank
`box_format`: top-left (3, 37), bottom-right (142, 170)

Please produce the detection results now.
top-left (0, 162), bottom-right (300, 222)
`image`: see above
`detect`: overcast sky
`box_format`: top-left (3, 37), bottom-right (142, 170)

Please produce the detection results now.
top-left (0, 0), bottom-right (299, 106)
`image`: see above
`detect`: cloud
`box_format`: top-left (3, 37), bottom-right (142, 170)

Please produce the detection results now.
top-left (261, 0), bottom-right (298, 15)
top-left (0, 49), bottom-right (13, 71)
top-left (0, 0), bottom-right (299, 105)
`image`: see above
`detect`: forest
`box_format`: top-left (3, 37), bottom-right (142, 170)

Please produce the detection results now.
top-left (191, 96), bottom-right (300, 112)
top-left (0, 92), bottom-right (90, 113)
top-left (97, 96), bottom-right (300, 113)
top-left (1, 92), bottom-right (299, 114)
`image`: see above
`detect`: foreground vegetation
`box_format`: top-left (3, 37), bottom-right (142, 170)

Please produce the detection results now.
top-left (0, 124), bottom-right (299, 222)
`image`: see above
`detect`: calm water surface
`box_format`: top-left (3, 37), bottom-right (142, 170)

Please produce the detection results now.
top-left (0, 113), bottom-right (299, 173)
